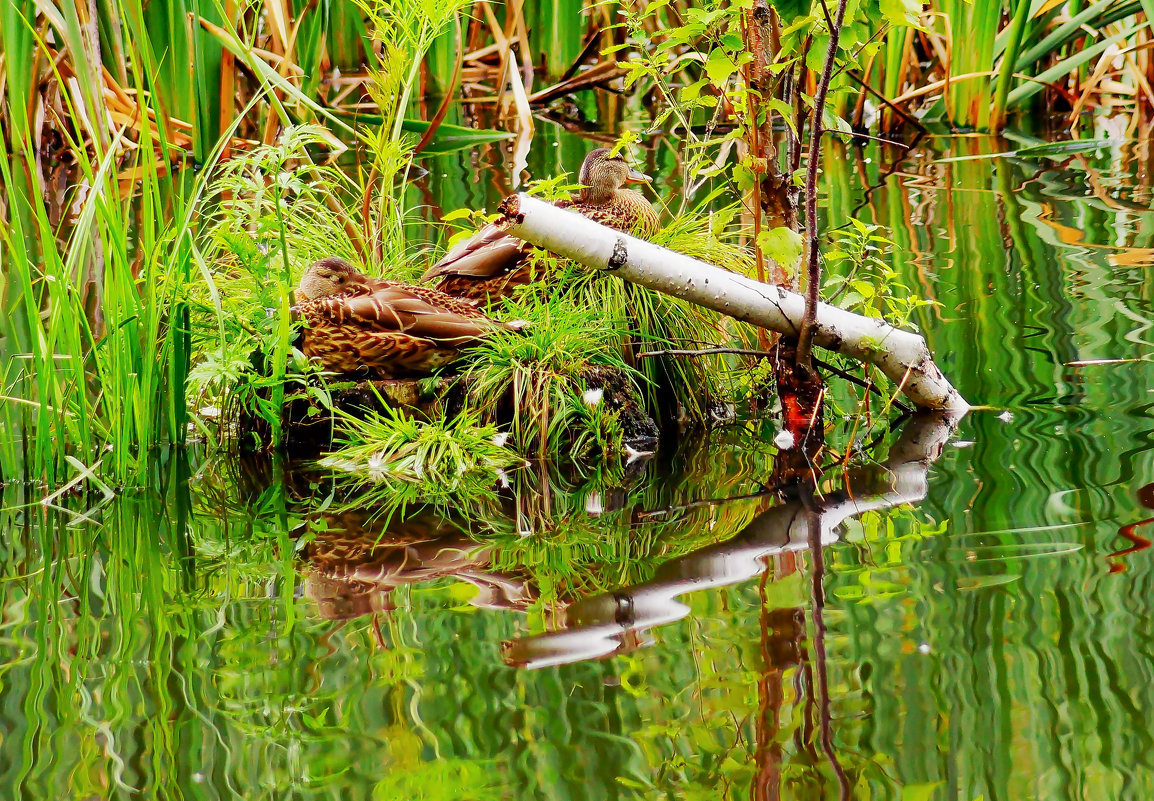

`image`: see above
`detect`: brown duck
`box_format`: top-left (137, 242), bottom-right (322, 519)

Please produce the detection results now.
top-left (422, 148), bottom-right (660, 302)
top-left (294, 257), bottom-right (517, 378)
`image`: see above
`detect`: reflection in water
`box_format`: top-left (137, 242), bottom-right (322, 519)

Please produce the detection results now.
top-left (1110, 481), bottom-right (1154, 572)
top-left (303, 508), bottom-right (535, 619)
top-left (2, 133), bottom-right (1154, 799)
top-left (503, 413), bottom-right (958, 669)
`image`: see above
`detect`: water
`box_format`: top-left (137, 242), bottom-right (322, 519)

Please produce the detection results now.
top-left (2, 127), bottom-right (1153, 799)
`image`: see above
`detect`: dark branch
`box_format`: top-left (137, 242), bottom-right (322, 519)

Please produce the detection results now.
top-left (637, 348), bottom-right (914, 415)
top-left (637, 347), bottom-right (776, 359)
top-left (795, 0), bottom-right (852, 373)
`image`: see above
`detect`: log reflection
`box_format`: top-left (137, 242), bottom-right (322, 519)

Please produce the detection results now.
top-left (501, 411), bottom-right (959, 667)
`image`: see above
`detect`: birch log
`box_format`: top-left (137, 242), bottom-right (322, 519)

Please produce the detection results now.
top-left (501, 194), bottom-right (969, 413)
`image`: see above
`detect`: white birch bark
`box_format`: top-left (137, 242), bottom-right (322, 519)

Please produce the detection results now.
top-left (502, 194), bottom-right (970, 413)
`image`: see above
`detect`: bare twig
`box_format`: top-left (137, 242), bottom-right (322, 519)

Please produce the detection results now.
top-left (844, 69), bottom-right (926, 132)
top-left (638, 347), bottom-right (775, 359)
top-left (558, 28), bottom-right (604, 83)
top-left (842, 131), bottom-right (915, 148)
top-left (813, 356), bottom-right (912, 415)
top-left (807, 502), bottom-right (852, 801)
top-left (636, 349), bottom-right (914, 415)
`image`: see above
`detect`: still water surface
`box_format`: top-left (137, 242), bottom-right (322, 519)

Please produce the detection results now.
top-left (2, 125), bottom-right (1153, 799)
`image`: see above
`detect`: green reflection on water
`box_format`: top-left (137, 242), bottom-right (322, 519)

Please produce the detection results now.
top-left (3, 127), bottom-right (1154, 800)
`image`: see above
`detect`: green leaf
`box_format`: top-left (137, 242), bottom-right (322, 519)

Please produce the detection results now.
top-left (680, 78), bottom-right (709, 104)
top-left (733, 163), bottom-right (756, 192)
top-left (901, 782), bottom-right (945, 801)
top-left (879, 0), bottom-right (922, 28)
top-left (765, 98), bottom-right (798, 135)
top-left (619, 61), bottom-right (651, 89)
top-left (398, 120), bottom-right (512, 154)
top-left (757, 226), bottom-right (805, 267)
top-left (822, 107), bottom-right (853, 137)
top-left (1014, 139), bottom-right (1117, 158)
top-left (933, 138), bottom-right (1116, 164)
top-left (776, 3), bottom-right (814, 26)
top-left (806, 37), bottom-right (827, 72)
top-left (710, 205), bottom-right (738, 237)
top-left (705, 48), bottom-right (738, 85)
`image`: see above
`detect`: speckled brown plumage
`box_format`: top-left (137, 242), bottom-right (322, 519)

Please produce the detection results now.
top-left (423, 148), bottom-right (660, 303)
top-left (294, 257), bottom-right (512, 378)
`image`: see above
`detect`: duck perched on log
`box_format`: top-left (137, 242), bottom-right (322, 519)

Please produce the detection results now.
top-left (294, 257), bottom-right (517, 378)
top-left (423, 148), bottom-right (659, 302)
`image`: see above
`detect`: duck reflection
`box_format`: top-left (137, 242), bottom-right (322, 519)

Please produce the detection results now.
top-left (302, 507), bottom-right (537, 620)
top-left (295, 411), bottom-right (959, 658)
top-left (296, 452), bottom-right (658, 625)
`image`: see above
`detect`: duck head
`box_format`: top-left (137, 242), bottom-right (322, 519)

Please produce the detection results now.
top-left (298, 257), bottom-right (368, 300)
top-left (578, 148), bottom-right (650, 202)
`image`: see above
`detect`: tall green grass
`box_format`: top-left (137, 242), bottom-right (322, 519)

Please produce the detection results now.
top-left (0, 2), bottom-right (212, 485)
top-left (0, 0), bottom-right (478, 482)
top-left (464, 298), bottom-right (639, 454)
top-left (857, 0), bottom-right (1149, 131)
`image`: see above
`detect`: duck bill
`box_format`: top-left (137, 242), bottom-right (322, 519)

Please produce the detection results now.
top-left (625, 168), bottom-right (651, 184)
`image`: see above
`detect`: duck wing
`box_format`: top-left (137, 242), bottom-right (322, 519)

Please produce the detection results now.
top-left (422, 193), bottom-right (657, 289)
top-left (309, 284), bottom-right (503, 345)
top-left (422, 221), bottom-right (529, 281)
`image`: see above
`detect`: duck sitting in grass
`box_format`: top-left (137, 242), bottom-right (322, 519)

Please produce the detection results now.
top-left (294, 257), bottom-right (519, 379)
top-left (422, 147), bottom-right (659, 302)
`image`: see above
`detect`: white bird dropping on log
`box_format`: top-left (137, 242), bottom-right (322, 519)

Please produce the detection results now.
top-left (774, 429), bottom-right (796, 450)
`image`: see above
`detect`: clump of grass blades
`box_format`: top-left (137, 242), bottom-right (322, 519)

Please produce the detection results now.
top-left (204, 127), bottom-right (364, 276)
top-left (463, 300), bottom-right (641, 455)
top-left (0, 0), bottom-right (237, 485)
top-left (187, 127), bottom-right (357, 446)
top-left (355, 0), bottom-right (474, 265)
top-left (320, 404), bottom-right (524, 510)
